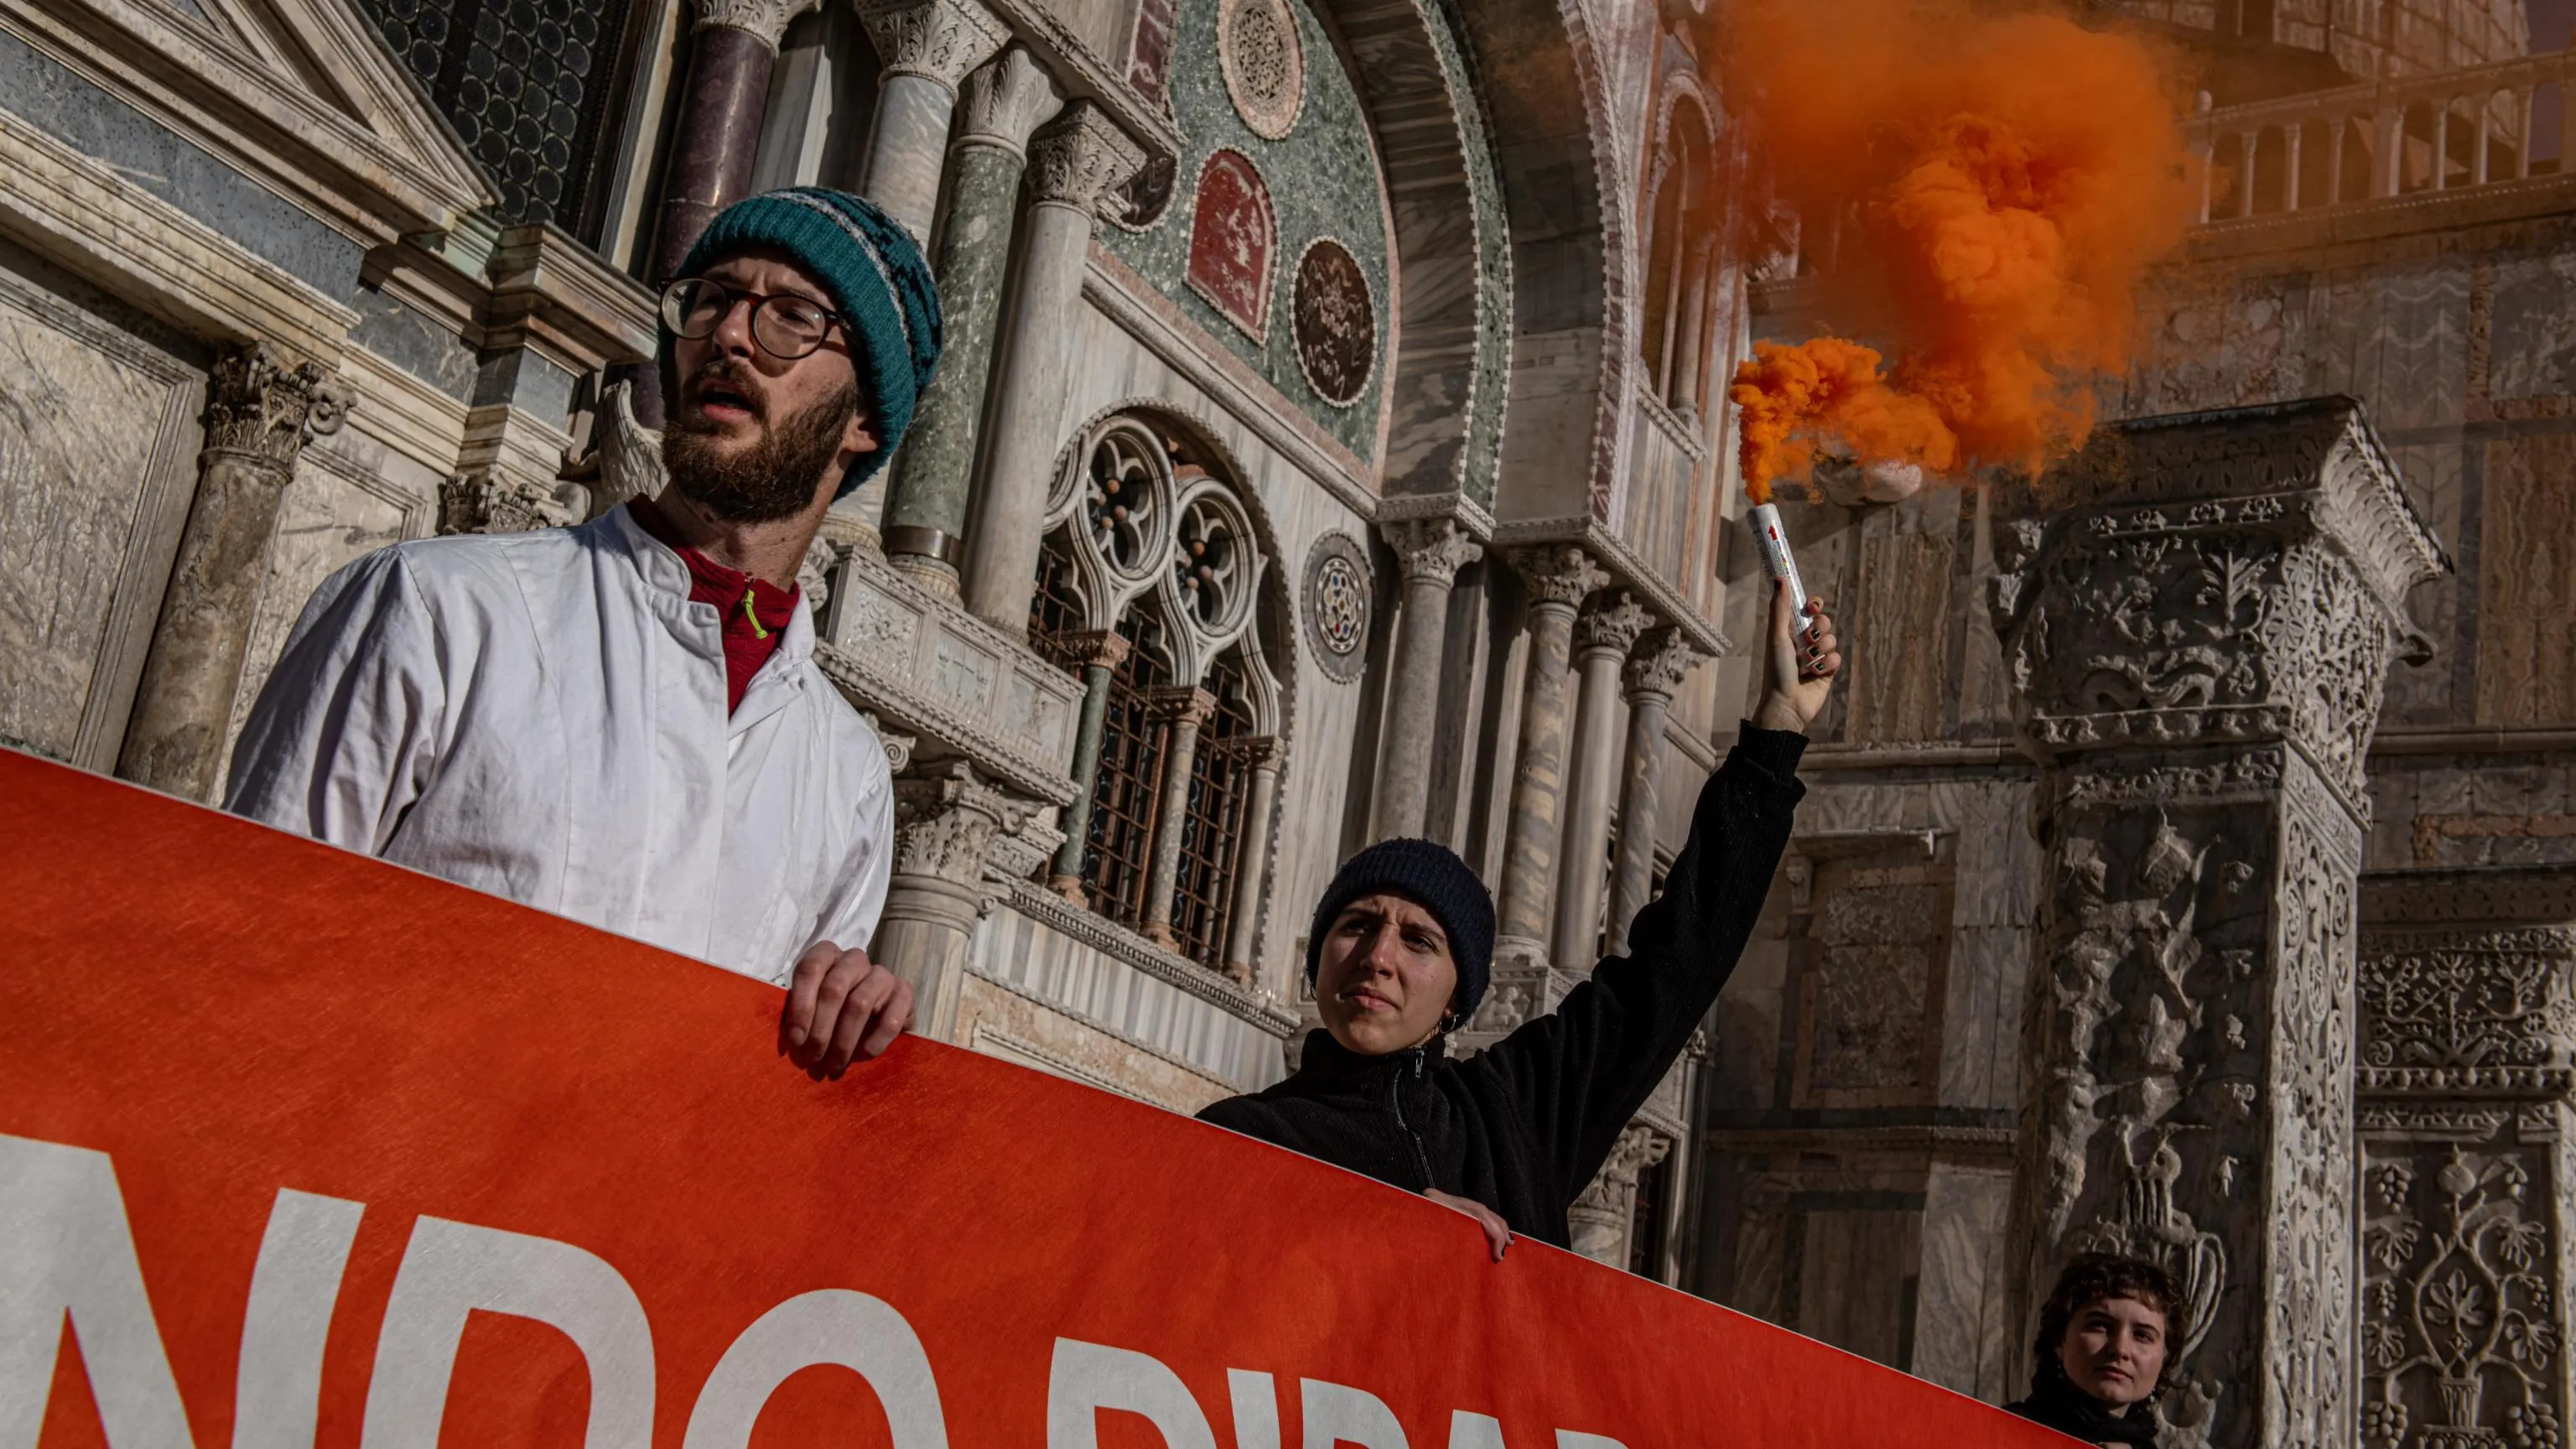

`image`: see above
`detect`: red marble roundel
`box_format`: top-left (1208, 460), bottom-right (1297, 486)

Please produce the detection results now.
top-left (1292, 238), bottom-right (1374, 406)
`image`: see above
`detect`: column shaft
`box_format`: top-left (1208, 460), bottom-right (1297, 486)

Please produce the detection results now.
top-left (1605, 628), bottom-right (1696, 958)
top-left (120, 346), bottom-right (348, 801)
top-left (1223, 744), bottom-right (1283, 984)
top-left (1371, 517), bottom-right (1480, 841)
top-left (1551, 595), bottom-right (1651, 971)
top-left (853, 0), bottom-right (1011, 242)
top-left (1667, 237), bottom-right (1716, 423)
top-left (959, 105), bottom-right (1143, 635)
top-left (1140, 687), bottom-right (1215, 951)
top-left (1991, 401), bottom-right (2447, 1448)
top-left (1046, 630), bottom-right (1129, 901)
top-left (1495, 546), bottom-right (1604, 954)
top-left (883, 47), bottom-right (1061, 584)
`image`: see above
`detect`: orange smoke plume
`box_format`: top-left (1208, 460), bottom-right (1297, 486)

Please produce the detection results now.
top-left (1722, 0), bottom-right (2195, 503)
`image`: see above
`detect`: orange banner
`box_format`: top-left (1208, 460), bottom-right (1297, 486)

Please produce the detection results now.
top-left (0, 750), bottom-right (2053, 1447)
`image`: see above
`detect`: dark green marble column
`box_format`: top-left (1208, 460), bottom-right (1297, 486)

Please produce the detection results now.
top-left (881, 45), bottom-right (1061, 591)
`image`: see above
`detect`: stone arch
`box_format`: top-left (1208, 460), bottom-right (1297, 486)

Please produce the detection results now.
top-left (1306, 0), bottom-right (1512, 503)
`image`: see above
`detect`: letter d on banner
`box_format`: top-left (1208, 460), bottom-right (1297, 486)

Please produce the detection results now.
top-left (1048, 1340), bottom-right (1218, 1449)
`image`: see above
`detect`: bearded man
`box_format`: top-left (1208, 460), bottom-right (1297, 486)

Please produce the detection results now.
top-left (226, 189), bottom-right (937, 1078)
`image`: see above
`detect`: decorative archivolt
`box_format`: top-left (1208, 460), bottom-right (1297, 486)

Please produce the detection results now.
top-left (1042, 411), bottom-right (1282, 729)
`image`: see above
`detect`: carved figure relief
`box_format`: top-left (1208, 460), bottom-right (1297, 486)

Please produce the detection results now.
top-left (1291, 237), bottom-right (1376, 407)
top-left (1216, 0), bottom-right (1304, 139)
top-left (1186, 149), bottom-right (1276, 340)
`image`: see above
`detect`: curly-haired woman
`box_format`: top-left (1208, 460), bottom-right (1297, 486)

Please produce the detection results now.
top-left (2003, 1253), bottom-right (2179, 1446)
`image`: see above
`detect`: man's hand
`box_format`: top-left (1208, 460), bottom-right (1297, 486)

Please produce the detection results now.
top-left (1750, 577), bottom-right (1842, 733)
top-left (1426, 1188), bottom-right (1512, 1263)
top-left (780, 942), bottom-right (914, 1078)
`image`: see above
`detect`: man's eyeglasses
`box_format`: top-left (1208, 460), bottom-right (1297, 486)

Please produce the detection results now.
top-left (660, 278), bottom-right (843, 361)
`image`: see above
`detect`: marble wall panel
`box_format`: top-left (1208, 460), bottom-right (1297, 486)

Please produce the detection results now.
top-left (953, 972), bottom-right (1234, 1113)
top-left (1711, 930), bottom-right (1792, 1110)
top-left (0, 259), bottom-right (204, 769)
top-left (2475, 432), bottom-right (2576, 725)
top-left (2120, 269), bottom-right (2316, 418)
top-left (2483, 253), bottom-right (2576, 403)
top-left (972, 903), bottom-right (1292, 1090)
top-left (1846, 529), bottom-right (1956, 744)
top-left (1912, 1163), bottom-right (2016, 1400)
top-left (2311, 263), bottom-right (2470, 432)
top-left (1796, 1206), bottom-right (1924, 1368)
top-left (220, 447), bottom-right (426, 766)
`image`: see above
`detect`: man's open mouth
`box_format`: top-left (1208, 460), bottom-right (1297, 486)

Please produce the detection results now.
top-left (691, 377), bottom-right (760, 423)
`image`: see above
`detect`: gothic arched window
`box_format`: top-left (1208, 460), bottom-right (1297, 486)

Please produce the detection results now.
top-left (1028, 413), bottom-right (1285, 980)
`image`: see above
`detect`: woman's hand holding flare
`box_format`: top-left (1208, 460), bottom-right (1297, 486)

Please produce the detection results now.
top-left (1751, 578), bottom-right (1841, 733)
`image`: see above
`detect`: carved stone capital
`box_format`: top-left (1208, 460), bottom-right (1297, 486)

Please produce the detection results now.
top-left (1147, 686), bottom-right (1218, 730)
top-left (1990, 398), bottom-right (2449, 811)
top-left (1576, 592), bottom-right (1654, 659)
top-left (1576, 1124), bottom-right (1671, 1207)
top-left (1027, 103), bottom-right (1145, 217)
top-left (954, 44), bottom-right (1063, 153)
top-left (1509, 543), bottom-right (1607, 611)
top-left (856, 0), bottom-right (1008, 85)
top-left (1381, 517), bottom-right (1481, 586)
top-left (891, 761), bottom-right (1028, 886)
top-left (1051, 628), bottom-right (1131, 673)
top-left (438, 473), bottom-right (580, 536)
top-left (694, 0), bottom-right (820, 46)
top-left (203, 344), bottom-right (350, 471)
top-left (1622, 626), bottom-right (1701, 704)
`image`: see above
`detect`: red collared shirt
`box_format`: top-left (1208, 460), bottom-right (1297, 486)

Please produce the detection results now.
top-left (626, 498), bottom-right (800, 713)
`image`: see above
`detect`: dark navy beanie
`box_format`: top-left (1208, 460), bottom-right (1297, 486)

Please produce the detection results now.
top-left (665, 187), bottom-right (943, 496)
top-left (1305, 838), bottom-right (1497, 1025)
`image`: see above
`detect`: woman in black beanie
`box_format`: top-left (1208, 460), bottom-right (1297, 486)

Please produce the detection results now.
top-left (2004, 1254), bottom-right (2179, 1446)
top-left (1196, 582), bottom-right (1837, 1259)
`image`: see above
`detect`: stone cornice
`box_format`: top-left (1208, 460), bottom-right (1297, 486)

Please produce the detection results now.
top-left (2360, 867), bottom-right (2576, 927)
top-left (480, 223), bottom-right (659, 370)
top-left (1001, 880), bottom-right (1300, 1036)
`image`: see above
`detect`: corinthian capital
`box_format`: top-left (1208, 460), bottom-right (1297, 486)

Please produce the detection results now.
top-left (1147, 686), bottom-right (1218, 730)
top-left (857, 0), bottom-right (1010, 87)
top-left (1576, 592), bottom-right (1654, 658)
top-left (203, 343), bottom-right (351, 470)
top-left (693, 0), bottom-right (819, 46)
top-left (1381, 517), bottom-right (1481, 585)
top-left (1508, 544), bottom-right (1607, 610)
top-left (1622, 626), bottom-right (1701, 704)
top-left (956, 45), bottom-right (1064, 153)
top-left (891, 762), bottom-right (1027, 884)
top-left (1028, 103), bottom-right (1146, 216)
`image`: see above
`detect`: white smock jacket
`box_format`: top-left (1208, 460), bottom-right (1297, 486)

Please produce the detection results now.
top-left (225, 504), bottom-right (892, 984)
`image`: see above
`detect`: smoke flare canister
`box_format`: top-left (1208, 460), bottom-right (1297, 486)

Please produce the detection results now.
top-left (1748, 503), bottom-right (1817, 639)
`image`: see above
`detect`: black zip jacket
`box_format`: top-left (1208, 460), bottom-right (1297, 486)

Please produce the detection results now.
top-left (1195, 724), bottom-right (1807, 1247)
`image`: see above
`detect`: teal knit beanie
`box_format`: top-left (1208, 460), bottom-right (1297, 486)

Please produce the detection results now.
top-left (666, 187), bottom-right (943, 495)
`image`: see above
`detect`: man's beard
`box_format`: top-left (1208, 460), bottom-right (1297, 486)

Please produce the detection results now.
top-left (662, 356), bottom-right (860, 524)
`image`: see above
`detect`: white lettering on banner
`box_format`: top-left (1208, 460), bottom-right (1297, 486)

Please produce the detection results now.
top-left (683, 1289), bottom-right (949, 1448)
top-left (1228, 1368), bottom-right (1281, 1449)
top-left (0, 1134), bottom-right (1638, 1448)
top-left (0, 1134), bottom-right (195, 1449)
top-left (1301, 1379), bottom-right (1409, 1449)
top-left (359, 1216), bottom-right (655, 1449)
top-left (1047, 1339), bottom-right (1220, 1449)
top-left (233, 1190), bottom-right (366, 1449)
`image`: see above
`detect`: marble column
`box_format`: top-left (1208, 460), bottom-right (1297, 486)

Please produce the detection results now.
top-left (875, 761), bottom-right (1026, 1040)
top-left (1567, 1123), bottom-right (1670, 1268)
top-left (1370, 517), bottom-right (1482, 842)
top-left (854, 0), bottom-right (1011, 242)
top-left (119, 345), bottom-right (349, 801)
top-left (1046, 628), bottom-right (1130, 902)
top-left (1604, 627), bottom-right (1699, 958)
top-left (632, 0), bottom-right (821, 426)
top-left (1140, 686), bottom-right (1216, 952)
top-left (1494, 545), bottom-right (1607, 958)
top-left (1667, 236), bottom-right (1717, 424)
top-left (1551, 593), bottom-right (1653, 972)
top-left (880, 46), bottom-right (1061, 591)
top-left (1991, 399), bottom-right (2447, 1449)
top-left (958, 104), bottom-right (1143, 636)
top-left (1223, 737), bottom-right (1285, 986)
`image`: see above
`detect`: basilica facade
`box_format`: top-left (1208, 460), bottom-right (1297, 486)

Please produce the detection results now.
top-left (9, 0), bottom-right (2576, 1440)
